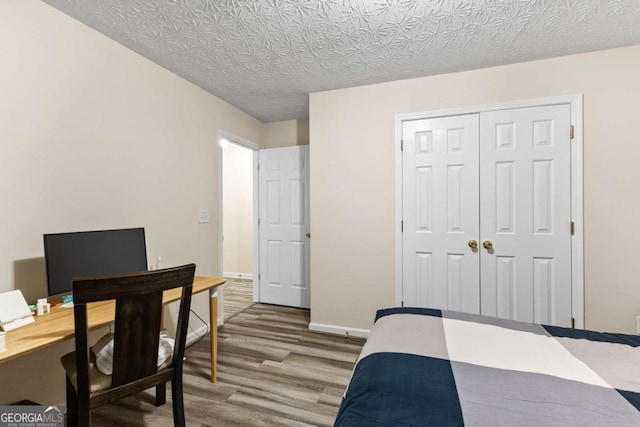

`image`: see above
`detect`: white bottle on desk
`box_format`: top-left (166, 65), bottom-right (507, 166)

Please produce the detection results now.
top-left (36, 298), bottom-right (46, 316)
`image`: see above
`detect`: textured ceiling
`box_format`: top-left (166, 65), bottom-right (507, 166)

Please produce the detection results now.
top-left (44, 0), bottom-right (640, 122)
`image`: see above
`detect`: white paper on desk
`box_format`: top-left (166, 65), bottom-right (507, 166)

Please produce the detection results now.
top-left (0, 290), bottom-right (34, 329)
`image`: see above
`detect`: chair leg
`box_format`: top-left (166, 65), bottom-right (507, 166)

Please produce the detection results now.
top-left (64, 376), bottom-right (90, 427)
top-left (155, 383), bottom-right (166, 406)
top-left (171, 376), bottom-right (186, 427)
top-left (65, 376), bottom-right (78, 427)
top-left (76, 387), bottom-right (90, 427)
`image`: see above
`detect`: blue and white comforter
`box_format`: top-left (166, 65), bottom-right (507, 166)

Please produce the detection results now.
top-left (335, 308), bottom-right (640, 426)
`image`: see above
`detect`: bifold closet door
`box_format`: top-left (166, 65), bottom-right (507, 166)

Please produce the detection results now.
top-left (479, 105), bottom-right (572, 326)
top-left (402, 114), bottom-right (480, 313)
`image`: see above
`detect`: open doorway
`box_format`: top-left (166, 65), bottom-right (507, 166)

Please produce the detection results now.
top-left (218, 133), bottom-right (311, 317)
top-left (218, 132), bottom-right (261, 321)
top-left (222, 141), bottom-right (253, 279)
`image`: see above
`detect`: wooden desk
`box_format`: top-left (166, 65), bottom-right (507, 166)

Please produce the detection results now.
top-left (0, 276), bottom-right (224, 382)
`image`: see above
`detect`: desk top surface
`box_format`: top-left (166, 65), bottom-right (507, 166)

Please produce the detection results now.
top-left (0, 276), bottom-right (224, 364)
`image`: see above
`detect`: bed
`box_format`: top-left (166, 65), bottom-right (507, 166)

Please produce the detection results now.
top-left (335, 307), bottom-right (640, 426)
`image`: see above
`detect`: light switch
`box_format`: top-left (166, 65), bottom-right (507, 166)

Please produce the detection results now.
top-left (198, 208), bottom-right (210, 224)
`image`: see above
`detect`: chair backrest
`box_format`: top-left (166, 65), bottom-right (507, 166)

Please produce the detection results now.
top-left (72, 264), bottom-right (195, 391)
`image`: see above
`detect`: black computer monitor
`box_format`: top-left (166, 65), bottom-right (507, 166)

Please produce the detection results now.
top-left (43, 227), bottom-right (148, 298)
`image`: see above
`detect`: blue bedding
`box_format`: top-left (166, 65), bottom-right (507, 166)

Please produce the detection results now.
top-left (335, 308), bottom-right (640, 426)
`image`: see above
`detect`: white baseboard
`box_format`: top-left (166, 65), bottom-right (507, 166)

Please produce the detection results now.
top-left (223, 272), bottom-right (254, 280)
top-left (186, 325), bottom-right (208, 346)
top-left (308, 322), bottom-right (369, 338)
top-left (186, 318), bottom-right (223, 346)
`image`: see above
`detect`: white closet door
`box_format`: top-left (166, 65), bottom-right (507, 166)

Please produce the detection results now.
top-left (258, 146), bottom-right (310, 308)
top-left (402, 115), bottom-right (480, 313)
top-left (479, 105), bottom-right (572, 326)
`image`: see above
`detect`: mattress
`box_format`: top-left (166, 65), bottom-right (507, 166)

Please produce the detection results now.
top-left (335, 307), bottom-right (640, 426)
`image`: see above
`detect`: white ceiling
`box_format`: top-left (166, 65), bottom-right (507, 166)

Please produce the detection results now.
top-left (44, 0), bottom-right (640, 123)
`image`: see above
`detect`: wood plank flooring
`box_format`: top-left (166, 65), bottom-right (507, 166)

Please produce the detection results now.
top-left (90, 302), bottom-right (365, 426)
top-left (223, 278), bottom-right (254, 321)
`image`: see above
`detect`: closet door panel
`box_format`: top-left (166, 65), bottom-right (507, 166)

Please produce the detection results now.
top-left (402, 115), bottom-right (480, 313)
top-left (479, 105), bottom-right (572, 326)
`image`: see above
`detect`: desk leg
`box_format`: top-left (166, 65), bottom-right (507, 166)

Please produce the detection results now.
top-left (209, 289), bottom-right (218, 383)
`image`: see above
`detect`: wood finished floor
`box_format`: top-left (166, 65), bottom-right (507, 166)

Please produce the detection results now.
top-left (222, 278), bottom-right (254, 321)
top-left (89, 281), bottom-right (365, 426)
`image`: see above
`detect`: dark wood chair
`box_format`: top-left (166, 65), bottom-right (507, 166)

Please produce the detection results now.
top-left (61, 264), bottom-right (196, 427)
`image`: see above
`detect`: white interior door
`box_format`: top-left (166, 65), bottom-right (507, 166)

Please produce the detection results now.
top-left (479, 105), bottom-right (572, 326)
top-left (401, 103), bottom-right (574, 327)
top-left (402, 114), bottom-right (480, 313)
top-left (258, 146), bottom-right (310, 308)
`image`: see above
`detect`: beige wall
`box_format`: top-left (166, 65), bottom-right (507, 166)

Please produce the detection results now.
top-left (222, 142), bottom-right (254, 276)
top-left (263, 119), bottom-right (309, 148)
top-left (310, 44), bottom-right (640, 335)
top-left (0, 0), bottom-right (263, 405)
top-left (5, 0), bottom-right (639, 408)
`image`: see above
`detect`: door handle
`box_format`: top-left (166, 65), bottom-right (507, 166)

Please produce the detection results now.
top-left (482, 240), bottom-right (493, 250)
top-left (468, 240), bottom-right (478, 249)
top-left (306, 232), bottom-right (311, 238)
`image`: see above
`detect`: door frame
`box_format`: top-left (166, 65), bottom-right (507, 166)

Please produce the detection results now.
top-left (217, 130), bottom-right (263, 322)
top-left (394, 95), bottom-right (584, 328)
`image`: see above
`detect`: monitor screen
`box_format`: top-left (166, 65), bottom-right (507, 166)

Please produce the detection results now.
top-left (43, 227), bottom-right (148, 297)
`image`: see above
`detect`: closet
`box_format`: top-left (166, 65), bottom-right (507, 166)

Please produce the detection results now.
top-left (402, 104), bottom-right (572, 327)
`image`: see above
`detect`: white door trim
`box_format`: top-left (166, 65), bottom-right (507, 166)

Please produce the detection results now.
top-left (395, 95), bottom-right (584, 328)
top-left (217, 130), bottom-right (263, 324)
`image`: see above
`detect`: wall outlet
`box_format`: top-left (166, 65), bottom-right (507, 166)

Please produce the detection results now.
top-left (198, 208), bottom-right (210, 224)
